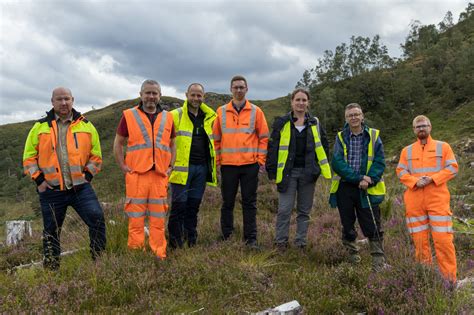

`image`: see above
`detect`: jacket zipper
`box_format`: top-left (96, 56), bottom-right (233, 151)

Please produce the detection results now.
top-left (73, 133), bottom-right (79, 149)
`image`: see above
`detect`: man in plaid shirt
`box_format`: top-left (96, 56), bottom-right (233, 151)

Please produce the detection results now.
top-left (329, 103), bottom-right (387, 271)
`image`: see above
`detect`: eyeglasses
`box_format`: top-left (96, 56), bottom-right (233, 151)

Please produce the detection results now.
top-left (345, 113), bottom-right (362, 118)
top-left (231, 86), bottom-right (246, 91)
top-left (414, 124), bottom-right (430, 129)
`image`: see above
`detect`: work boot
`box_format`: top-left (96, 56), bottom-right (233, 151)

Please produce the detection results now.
top-left (369, 239), bottom-right (386, 272)
top-left (343, 240), bottom-right (361, 264)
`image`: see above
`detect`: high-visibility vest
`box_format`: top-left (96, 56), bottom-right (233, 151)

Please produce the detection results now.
top-left (330, 128), bottom-right (386, 197)
top-left (23, 109), bottom-right (102, 190)
top-left (169, 101), bottom-right (217, 186)
top-left (276, 118), bottom-right (331, 183)
top-left (123, 106), bottom-right (173, 176)
top-left (213, 100), bottom-right (269, 166)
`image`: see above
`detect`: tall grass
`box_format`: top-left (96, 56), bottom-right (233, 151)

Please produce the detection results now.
top-left (0, 169), bottom-right (473, 313)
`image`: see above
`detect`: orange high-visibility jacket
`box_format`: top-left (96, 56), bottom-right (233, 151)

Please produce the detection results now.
top-left (213, 100), bottom-right (269, 166)
top-left (396, 135), bottom-right (458, 212)
top-left (123, 106), bottom-right (173, 176)
top-left (23, 109), bottom-right (102, 190)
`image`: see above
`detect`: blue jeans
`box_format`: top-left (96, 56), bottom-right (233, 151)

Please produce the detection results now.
top-left (38, 183), bottom-right (106, 268)
top-left (168, 163), bottom-right (208, 248)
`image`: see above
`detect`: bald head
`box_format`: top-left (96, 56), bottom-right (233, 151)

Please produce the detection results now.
top-left (51, 87), bottom-right (74, 119)
top-left (51, 87), bottom-right (73, 100)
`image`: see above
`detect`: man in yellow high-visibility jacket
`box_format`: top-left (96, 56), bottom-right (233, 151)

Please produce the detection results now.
top-left (168, 83), bottom-right (217, 248)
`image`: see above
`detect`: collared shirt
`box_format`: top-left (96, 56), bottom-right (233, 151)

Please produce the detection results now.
top-left (116, 103), bottom-right (166, 137)
top-left (232, 101), bottom-right (245, 113)
top-left (55, 113), bottom-right (73, 189)
top-left (348, 131), bottom-right (364, 174)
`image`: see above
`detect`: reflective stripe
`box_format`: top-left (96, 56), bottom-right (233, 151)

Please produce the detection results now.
top-left (431, 226), bottom-right (453, 233)
top-left (155, 110), bottom-right (169, 148)
top-left (279, 145), bottom-right (289, 150)
top-left (148, 198), bottom-right (167, 205)
top-left (371, 129), bottom-right (377, 155)
top-left (221, 147), bottom-right (259, 153)
top-left (70, 165), bottom-right (83, 173)
top-left (259, 133), bottom-right (269, 139)
top-left (398, 170), bottom-right (409, 178)
top-left (47, 179), bottom-right (60, 186)
top-left (88, 160), bottom-right (101, 167)
top-left (86, 163), bottom-right (99, 175)
top-left (25, 164), bottom-right (40, 176)
top-left (126, 209), bottom-right (166, 218)
top-left (208, 134), bottom-right (215, 140)
top-left (315, 142), bottom-right (322, 148)
top-left (126, 198), bottom-right (147, 204)
top-left (277, 162), bottom-right (285, 168)
top-left (177, 130), bottom-right (193, 137)
top-left (428, 215), bottom-right (452, 222)
top-left (397, 162), bottom-right (408, 170)
top-left (319, 159), bottom-right (328, 165)
top-left (333, 175), bottom-right (341, 180)
top-left (41, 166), bottom-right (57, 174)
top-left (408, 224), bottom-right (430, 233)
top-left (127, 108), bottom-right (152, 152)
top-left (446, 165), bottom-right (457, 175)
top-left (72, 177), bottom-right (88, 185)
top-left (406, 215), bottom-right (428, 223)
top-left (445, 159), bottom-right (456, 166)
top-left (126, 211), bottom-right (146, 218)
top-left (221, 104), bottom-right (256, 134)
top-left (173, 166), bottom-right (189, 172)
top-left (257, 148), bottom-right (267, 154)
top-left (213, 134), bottom-right (221, 141)
top-left (368, 156), bottom-right (374, 161)
top-left (156, 143), bottom-right (171, 152)
top-left (126, 197), bottom-right (167, 205)
top-left (149, 211), bottom-right (167, 218)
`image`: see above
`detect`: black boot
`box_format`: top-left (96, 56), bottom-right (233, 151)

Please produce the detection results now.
top-left (369, 239), bottom-right (386, 272)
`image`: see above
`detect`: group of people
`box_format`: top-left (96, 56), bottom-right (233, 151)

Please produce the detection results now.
top-left (22, 76), bottom-right (459, 283)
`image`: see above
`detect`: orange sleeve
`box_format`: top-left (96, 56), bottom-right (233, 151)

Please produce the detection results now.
top-left (256, 108), bottom-right (269, 165)
top-left (396, 147), bottom-right (418, 189)
top-left (431, 142), bottom-right (458, 186)
top-left (213, 107), bottom-right (222, 166)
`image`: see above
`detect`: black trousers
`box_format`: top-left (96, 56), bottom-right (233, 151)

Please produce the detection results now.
top-left (220, 163), bottom-right (259, 243)
top-left (336, 182), bottom-right (384, 242)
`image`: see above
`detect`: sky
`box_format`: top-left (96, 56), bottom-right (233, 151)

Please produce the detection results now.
top-left (0, 0), bottom-right (470, 125)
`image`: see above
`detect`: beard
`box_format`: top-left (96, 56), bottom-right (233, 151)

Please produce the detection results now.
top-left (417, 131), bottom-right (429, 140)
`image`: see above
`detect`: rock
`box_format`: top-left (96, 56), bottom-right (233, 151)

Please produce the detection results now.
top-left (462, 204), bottom-right (472, 211)
top-left (257, 300), bottom-right (302, 315)
top-left (6, 220), bottom-right (32, 246)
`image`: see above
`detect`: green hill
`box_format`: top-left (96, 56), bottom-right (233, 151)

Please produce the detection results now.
top-left (0, 5), bottom-right (473, 313)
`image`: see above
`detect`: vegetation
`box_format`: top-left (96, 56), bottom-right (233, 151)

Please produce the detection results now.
top-left (0, 4), bottom-right (473, 313)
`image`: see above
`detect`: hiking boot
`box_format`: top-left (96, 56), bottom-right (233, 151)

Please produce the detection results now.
top-left (343, 240), bottom-right (361, 264)
top-left (369, 239), bottom-right (386, 272)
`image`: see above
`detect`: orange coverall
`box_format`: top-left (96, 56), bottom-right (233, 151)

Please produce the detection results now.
top-left (123, 106), bottom-right (173, 259)
top-left (397, 135), bottom-right (458, 281)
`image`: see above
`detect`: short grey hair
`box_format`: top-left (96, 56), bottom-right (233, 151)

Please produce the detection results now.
top-left (345, 103), bottom-right (362, 111)
top-left (141, 79), bottom-right (161, 92)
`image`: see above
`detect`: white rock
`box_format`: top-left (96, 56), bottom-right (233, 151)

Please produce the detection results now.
top-left (6, 220), bottom-right (32, 246)
top-left (257, 300), bottom-right (302, 315)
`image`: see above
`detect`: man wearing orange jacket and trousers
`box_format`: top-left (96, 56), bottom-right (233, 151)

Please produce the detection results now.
top-left (213, 75), bottom-right (269, 247)
top-left (397, 115), bottom-right (458, 282)
top-left (114, 79), bottom-right (175, 259)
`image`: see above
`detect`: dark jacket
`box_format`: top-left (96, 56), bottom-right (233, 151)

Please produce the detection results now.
top-left (266, 112), bottom-right (329, 193)
top-left (330, 123), bottom-right (385, 208)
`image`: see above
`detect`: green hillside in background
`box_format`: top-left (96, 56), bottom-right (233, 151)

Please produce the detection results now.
top-left (0, 4), bottom-right (473, 313)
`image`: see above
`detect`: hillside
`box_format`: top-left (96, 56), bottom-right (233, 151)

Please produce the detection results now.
top-left (0, 5), bottom-right (473, 313)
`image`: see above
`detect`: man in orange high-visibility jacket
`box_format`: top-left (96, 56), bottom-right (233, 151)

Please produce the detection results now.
top-left (397, 115), bottom-right (458, 282)
top-left (114, 79), bottom-right (175, 259)
top-left (213, 75), bottom-right (269, 248)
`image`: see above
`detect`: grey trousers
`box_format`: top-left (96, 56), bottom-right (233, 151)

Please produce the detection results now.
top-left (275, 168), bottom-right (316, 246)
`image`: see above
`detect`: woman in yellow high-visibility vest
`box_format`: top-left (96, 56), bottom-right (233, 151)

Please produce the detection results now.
top-left (266, 88), bottom-right (331, 249)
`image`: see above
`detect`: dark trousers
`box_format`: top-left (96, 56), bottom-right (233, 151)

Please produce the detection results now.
top-left (168, 163), bottom-right (208, 248)
top-left (38, 183), bottom-right (106, 269)
top-left (220, 163), bottom-right (259, 243)
top-left (336, 182), bottom-right (383, 242)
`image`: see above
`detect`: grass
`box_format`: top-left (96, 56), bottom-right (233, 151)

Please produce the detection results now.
top-left (1, 166), bottom-right (473, 313)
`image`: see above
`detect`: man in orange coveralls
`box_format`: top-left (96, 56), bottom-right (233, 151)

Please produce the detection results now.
top-left (114, 79), bottom-right (175, 259)
top-left (396, 115), bottom-right (458, 282)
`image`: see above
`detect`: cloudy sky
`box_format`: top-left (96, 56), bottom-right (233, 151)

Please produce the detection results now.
top-left (0, 0), bottom-right (469, 125)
